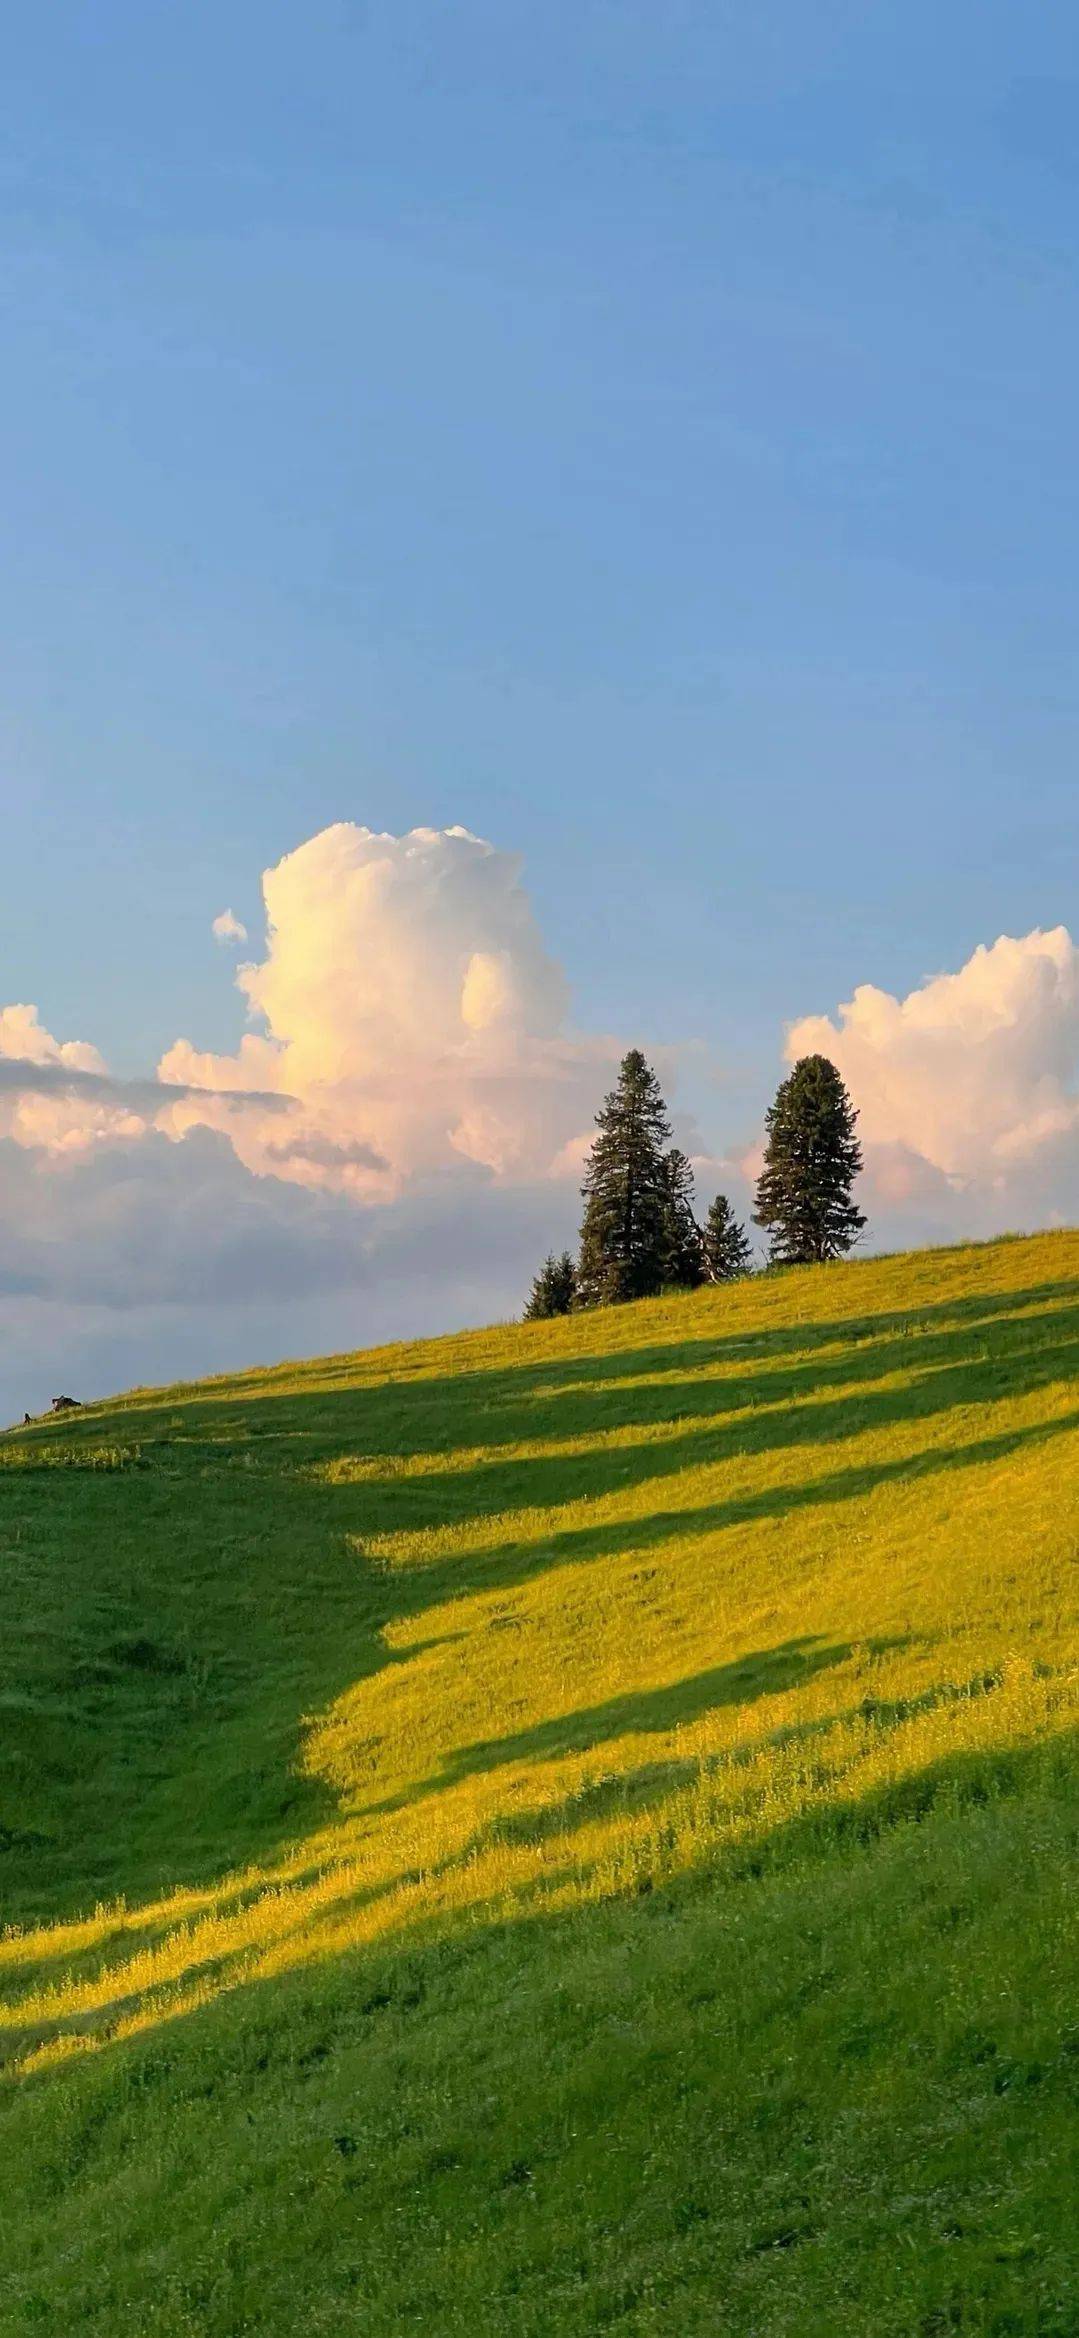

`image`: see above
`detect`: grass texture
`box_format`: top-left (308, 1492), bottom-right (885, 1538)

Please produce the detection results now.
top-left (0, 1230), bottom-right (1077, 2334)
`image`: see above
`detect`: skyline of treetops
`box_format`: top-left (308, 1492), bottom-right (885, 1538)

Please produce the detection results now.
top-left (525, 1049), bottom-right (865, 1319)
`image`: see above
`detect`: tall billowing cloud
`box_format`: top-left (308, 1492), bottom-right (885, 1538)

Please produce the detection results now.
top-left (786, 926), bottom-right (1079, 1231)
top-left (161, 824), bottom-right (613, 1194)
top-left (0, 824), bottom-right (614, 1416)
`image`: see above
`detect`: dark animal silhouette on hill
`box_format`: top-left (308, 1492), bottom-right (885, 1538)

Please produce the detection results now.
top-left (50, 1395), bottom-right (80, 1413)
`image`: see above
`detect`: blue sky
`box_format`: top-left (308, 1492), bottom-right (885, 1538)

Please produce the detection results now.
top-left (4, 1), bottom-right (1078, 1073)
top-left (3, 2), bottom-right (1079, 1408)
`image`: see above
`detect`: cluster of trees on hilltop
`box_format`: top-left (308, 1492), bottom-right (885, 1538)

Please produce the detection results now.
top-left (525, 1049), bottom-right (864, 1319)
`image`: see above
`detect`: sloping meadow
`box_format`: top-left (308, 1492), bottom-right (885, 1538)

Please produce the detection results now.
top-left (1, 1232), bottom-right (1076, 2334)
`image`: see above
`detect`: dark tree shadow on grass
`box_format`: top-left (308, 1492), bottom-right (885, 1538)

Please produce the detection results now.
top-left (8, 1720), bottom-right (1075, 2109)
top-left (363, 1404), bottom-right (1079, 1621)
top-left (40, 1272), bottom-right (1079, 1468)
top-left (300, 1323), bottom-right (1079, 1552)
top-left (362, 1635), bottom-right (877, 1818)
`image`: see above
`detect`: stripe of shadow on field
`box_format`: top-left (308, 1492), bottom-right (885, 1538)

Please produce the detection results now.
top-left (310, 1317), bottom-right (1079, 1541)
top-left (419, 1274), bottom-right (1077, 1425)
top-left (333, 1719), bottom-right (1079, 1997)
top-left (254, 1290), bottom-right (1079, 1524)
top-left (379, 1404), bottom-right (1079, 1619)
top-left (456, 1661), bottom-right (1015, 1860)
top-left (466, 1717), bottom-right (1079, 1938)
top-left (472, 1278), bottom-right (1079, 1420)
top-left (364, 1634), bottom-right (866, 1817)
top-left (19, 1724), bottom-right (1073, 2104)
top-left (0, 1639), bottom-right (931, 2064)
top-left (72, 1274), bottom-right (1079, 1465)
top-left (324, 1279), bottom-right (1078, 1472)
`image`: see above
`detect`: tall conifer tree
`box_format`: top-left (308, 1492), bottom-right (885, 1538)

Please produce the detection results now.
top-left (577, 1050), bottom-right (672, 1305)
top-left (754, 1055), bottom-right (866, 1265)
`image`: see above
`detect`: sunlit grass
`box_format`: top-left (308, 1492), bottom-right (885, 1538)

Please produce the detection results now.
top-left (0, 1232), bottom-right (1076, 2333)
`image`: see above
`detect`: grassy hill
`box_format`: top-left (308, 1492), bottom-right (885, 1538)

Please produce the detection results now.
top-left (1, 1230), bottom-right (1077, 2336)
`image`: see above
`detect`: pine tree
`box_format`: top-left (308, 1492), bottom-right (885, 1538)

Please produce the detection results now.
top-left (659, 1148), bottom-right (705, 1288)
top-left (703, 1193), bottom-right (753, 1281)
top-left (523, 1251), bottom-right (577, 1320)
top-left (552, 1250), bottom-right (578, 1313)
top-left (577, 1050), bottom-right (672, 1306)
top-left (753, 1055), bottom-right (866, 1266)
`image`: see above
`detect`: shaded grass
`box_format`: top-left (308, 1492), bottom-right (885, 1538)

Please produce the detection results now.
top-left (0, 1230), bottom-right (1077, 2333)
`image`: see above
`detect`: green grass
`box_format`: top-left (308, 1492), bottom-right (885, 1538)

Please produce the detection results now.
top-left (1, 1230), bottom-right (1077, 2335)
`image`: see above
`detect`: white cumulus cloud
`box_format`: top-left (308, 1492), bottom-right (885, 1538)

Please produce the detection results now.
top-left (786, 925), bottom-right (1079, 1237)
top-left (162, 823), bottom-right (616, 1195)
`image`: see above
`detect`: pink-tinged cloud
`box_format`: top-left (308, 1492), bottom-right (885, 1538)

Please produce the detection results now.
top-left (160, 823), bottom-right (617, 1195)
top-left (785, 925), bottom-right (1079, 1235)
top-left (0, 1003), bottom-right (140, 1153)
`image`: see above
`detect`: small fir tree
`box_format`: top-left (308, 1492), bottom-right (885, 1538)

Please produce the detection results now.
top-left (577, 1050), bottom-right (672, 1306)
top-left (523, 1251), bottom-right (577, 1320)
top-left (703, 1193), bottom-right (753, 1282)
top-left (552, 1250), bottom-right (578, 1313)
top-left (753, 1055), bottom-right (866, 1266)
top-left (659, 1148), bottom-right (705, 1287)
